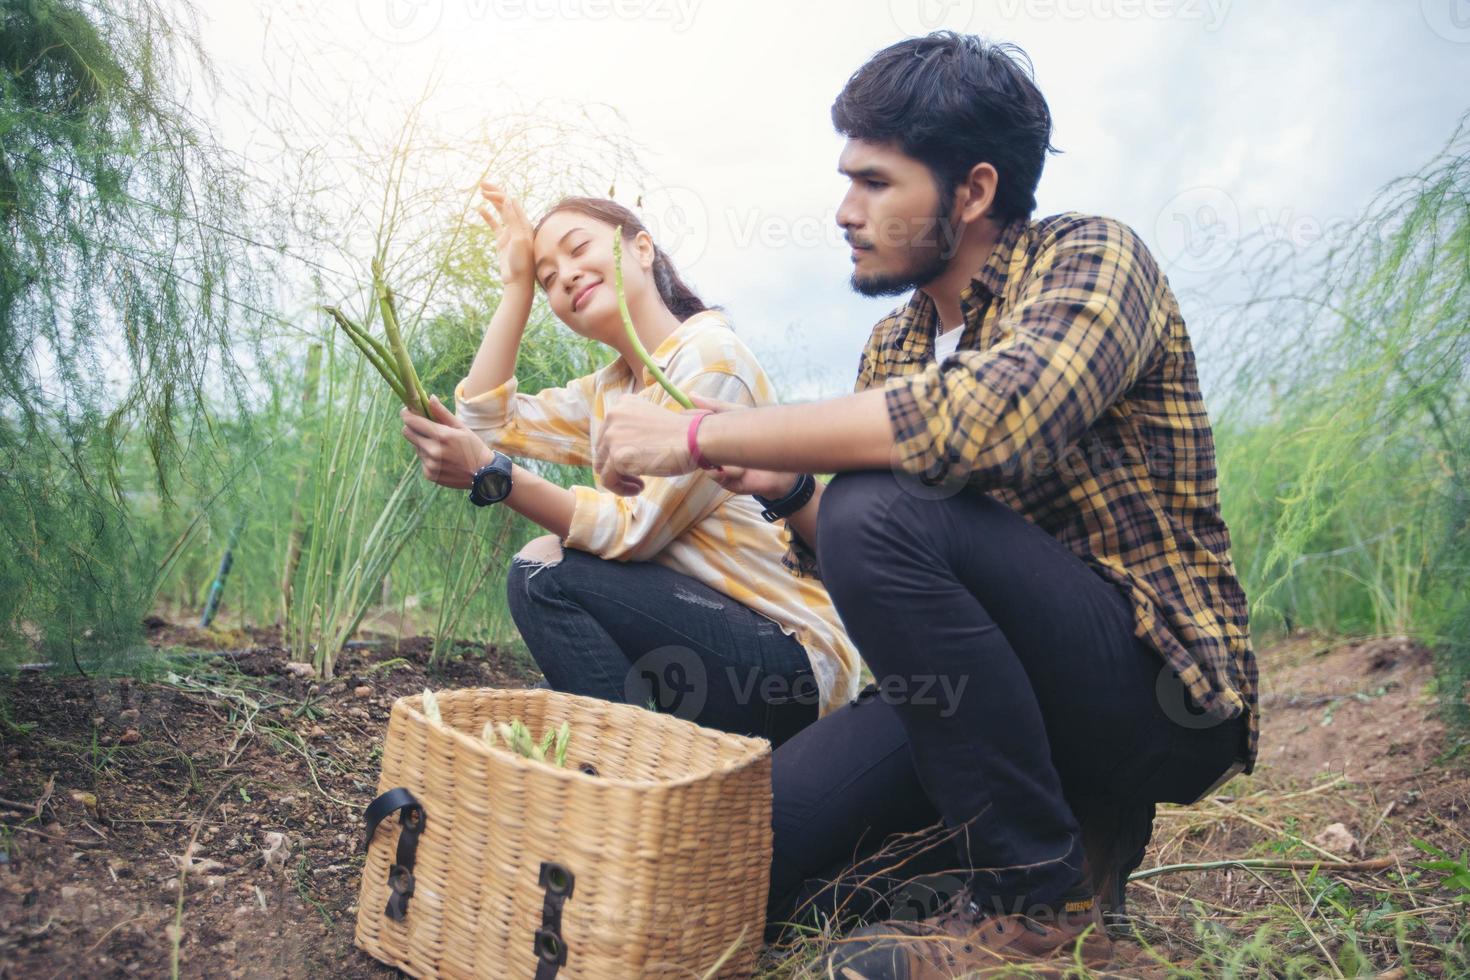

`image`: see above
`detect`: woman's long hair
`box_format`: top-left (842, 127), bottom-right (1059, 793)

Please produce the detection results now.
top-left (535, 197), bottom-right (711, 321)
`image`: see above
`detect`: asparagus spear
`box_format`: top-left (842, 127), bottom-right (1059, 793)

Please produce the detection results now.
top-left (613, 226), bottom-right (694, 409)
top-left (321, 261), bottom-right (432, 416)
top-left (372, 259), bottom-right (432, 417)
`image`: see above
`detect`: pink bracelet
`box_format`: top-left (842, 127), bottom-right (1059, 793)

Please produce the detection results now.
top-left (686, 411), bottom-right (720, 471)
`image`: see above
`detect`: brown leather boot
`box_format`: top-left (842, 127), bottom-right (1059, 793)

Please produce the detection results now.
top-left (825, 883), bottom-right (1113, 979)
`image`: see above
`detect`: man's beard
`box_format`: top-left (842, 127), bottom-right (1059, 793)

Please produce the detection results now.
top-left (849, 201), bottom-right (959, 298)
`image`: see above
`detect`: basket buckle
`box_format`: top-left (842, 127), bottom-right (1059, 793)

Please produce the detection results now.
top-left (364, 788), bottom-right (427, 922)
top-left (533, 861), bottom-right (575, 979)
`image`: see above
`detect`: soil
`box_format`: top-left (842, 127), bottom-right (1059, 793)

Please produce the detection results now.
top-left (1, 627), bottom-right (1466, 978)
top-left (0, 625), bottom-right (537, 979)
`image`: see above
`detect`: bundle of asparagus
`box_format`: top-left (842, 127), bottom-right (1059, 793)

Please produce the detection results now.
top-left (323, 259), bottom-right (431, 416)
top-left (420, 689), bottom-right (571, 769)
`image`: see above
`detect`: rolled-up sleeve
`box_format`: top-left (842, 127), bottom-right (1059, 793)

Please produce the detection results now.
top-left (885, 217), bottom-right (1165, 488)
top-left (453, 374), bottom-right (599, 468)
top-left (563, 370), bottom-right (755, 562)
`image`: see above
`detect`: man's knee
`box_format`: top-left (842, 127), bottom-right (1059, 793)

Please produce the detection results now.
top-left (816, 471), bottom-right (910, 593)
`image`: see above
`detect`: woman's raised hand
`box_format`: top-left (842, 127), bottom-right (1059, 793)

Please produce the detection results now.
top-left (478, 181), bottom-right (536, 291)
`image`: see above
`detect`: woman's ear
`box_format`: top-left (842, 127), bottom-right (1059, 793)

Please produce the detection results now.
top-left (632, 229), bottom-right (657, 271)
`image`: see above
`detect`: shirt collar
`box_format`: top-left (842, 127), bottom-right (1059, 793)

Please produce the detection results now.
top-left (606, 308), bottom-right (725, 388)
top-left (971, 216), bottom-right (1027, 300)
top-left (895, 216), bottom-right (1028, 352)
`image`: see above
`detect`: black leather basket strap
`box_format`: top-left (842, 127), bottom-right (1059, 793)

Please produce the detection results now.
top-left (363, 788), bottom-right (427, 922)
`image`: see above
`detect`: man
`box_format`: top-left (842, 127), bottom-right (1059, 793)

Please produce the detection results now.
top-left (598, 32), bottom-right (1257, 976)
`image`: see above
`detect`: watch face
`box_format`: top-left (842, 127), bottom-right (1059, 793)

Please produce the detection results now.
top-left (477, 468), bottom-right (511, 501)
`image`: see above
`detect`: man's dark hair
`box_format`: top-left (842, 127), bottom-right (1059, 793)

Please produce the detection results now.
top-left (832, 33), bottom-right (1059, 223)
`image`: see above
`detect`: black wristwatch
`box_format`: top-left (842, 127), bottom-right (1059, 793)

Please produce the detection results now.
top-left (753, 473), bottom-right (816, 522)
top-left (469, 452), bottom-right (514, 506)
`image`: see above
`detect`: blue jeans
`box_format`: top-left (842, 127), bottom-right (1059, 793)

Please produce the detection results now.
top-left (505, 546), bottom-right (820, 747)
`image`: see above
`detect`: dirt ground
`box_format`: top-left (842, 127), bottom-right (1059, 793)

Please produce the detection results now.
top-left (1, 627), bottom-right (1466, 978)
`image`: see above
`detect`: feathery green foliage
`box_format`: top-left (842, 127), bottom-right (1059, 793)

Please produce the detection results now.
top-left (0, 0), bottom-right (259, 667)
top-left (1215, 113), bottom-right (1470, 726)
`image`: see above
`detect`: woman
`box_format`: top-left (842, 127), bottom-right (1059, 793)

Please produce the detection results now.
top-left (399, 182), bottom-right (860, 746)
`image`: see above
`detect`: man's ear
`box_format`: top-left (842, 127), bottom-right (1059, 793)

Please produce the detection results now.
top-left (633, 229), bottom-right (657, 271)
top-left (957, 162), bottom-right (999, 225)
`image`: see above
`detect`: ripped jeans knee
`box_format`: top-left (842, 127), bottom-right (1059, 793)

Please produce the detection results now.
top-left (510, 534), bottom-right (564, 581)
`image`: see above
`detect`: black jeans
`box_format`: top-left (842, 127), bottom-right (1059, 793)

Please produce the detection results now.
top-left (768, 471), bottom-right (1246, 930)
top-left (506, 545), bottom-right (820, 747)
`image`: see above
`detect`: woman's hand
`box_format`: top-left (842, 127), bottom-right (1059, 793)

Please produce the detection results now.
top-left (478, 181), bottom-right (536, 292)
top-left (402, 395), bottom-right (496, 490)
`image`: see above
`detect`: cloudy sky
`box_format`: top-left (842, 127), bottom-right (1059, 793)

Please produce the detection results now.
top-left (196, 0), bottom-right (1469, 398)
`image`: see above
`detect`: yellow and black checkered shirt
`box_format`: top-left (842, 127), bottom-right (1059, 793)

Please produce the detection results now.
top-left (801, 212), bottom-right (1258, 769)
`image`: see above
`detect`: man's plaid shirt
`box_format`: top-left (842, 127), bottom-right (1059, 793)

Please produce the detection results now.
top-left (795, 212), bottom-right (1257, 769)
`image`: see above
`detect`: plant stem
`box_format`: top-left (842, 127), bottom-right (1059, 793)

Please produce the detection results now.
top-left (324, 307), bottom-right (410, 407)
top-left (373, 259), bottom-right (431, 416)
top-left (613, 226), bottom-right (693, 409)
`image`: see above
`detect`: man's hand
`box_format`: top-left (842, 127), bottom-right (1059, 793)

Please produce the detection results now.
top-left (684, 396), bottom-right (799, 499)
top-left (595, 394), bottom-right (696, 494)
top-left (402, 395), bottom-right (495, 489)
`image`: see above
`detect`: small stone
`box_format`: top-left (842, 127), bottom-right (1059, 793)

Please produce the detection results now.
top-left (353, 685), bottom-right (372, 699)
top-left (117, 728), bottom-right (141, 745)
top-left (1312, 822), bottom-right (1360, 856)
top-left (345, 707), bottom-right (369, 721)
top-left (117, 708), bottom-right (140, 725)
top-left (60, 885), bottom-right (84, 901)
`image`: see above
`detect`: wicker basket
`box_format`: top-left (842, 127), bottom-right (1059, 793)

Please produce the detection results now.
top-left (354, 687), bottom-right (772, 979)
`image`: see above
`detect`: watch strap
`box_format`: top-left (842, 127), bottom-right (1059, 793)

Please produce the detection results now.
top-left (753, 473), bottom-right (816, 522)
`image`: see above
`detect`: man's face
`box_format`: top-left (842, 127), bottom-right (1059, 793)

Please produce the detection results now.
top-left (836, 139), bottom-right (958, 297)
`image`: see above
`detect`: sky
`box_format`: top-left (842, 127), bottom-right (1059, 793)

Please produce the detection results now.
top-left (193, 0), bottom-right (1470, 398)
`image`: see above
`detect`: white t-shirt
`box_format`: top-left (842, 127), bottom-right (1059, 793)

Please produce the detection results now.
top-left (934, 324), bottom-right (964, 362)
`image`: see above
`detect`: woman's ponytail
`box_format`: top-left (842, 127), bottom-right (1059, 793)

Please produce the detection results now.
top-left (650, 247), bottom-right (710, 321)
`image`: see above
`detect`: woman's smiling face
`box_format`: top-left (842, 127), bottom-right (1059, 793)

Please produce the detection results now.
top-left (534, 210), bottom-right (650, 343)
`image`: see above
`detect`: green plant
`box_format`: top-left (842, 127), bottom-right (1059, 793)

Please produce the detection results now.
top-left (1214, 113), bottom-right (1470, 725)
top-left (482, 718), bottom-right (571, 767)
top-left (613, 226), bottom-right (692, 409)
top-left (324, 260), bottom-right (432, 417)
top-left (1412, 839), bottom-right (1470, 902)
